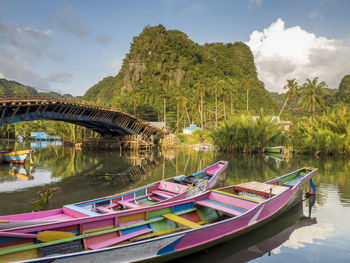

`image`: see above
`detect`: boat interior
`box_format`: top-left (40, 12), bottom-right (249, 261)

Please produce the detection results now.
top-left (0, 169), bottom-right (313, 262)
top-left (0, 162), bottom-right (227, 225)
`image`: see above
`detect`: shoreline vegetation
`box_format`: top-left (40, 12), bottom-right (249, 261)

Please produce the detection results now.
top-left (1, 25), bottom-right (350, 156)
top-left (2, 107), bottom-right (350, 156)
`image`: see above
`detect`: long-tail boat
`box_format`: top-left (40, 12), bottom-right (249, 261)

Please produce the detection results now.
top-left (0, 149), bottom-right (33, 164)
top-left (0, 167), bottom-right (317, 263)
top-left (0, 161), bottom-right (228, 229)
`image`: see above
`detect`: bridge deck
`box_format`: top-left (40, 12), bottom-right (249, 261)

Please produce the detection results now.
top-left (0, 96), bottom-right (161, 137)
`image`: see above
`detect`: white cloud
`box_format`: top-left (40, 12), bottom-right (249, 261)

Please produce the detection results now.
top-left (247, 18), bottom-right (350, 92)
top-left (0, 47), bottom-right (49, 89)
top-left (0, 19), bottom-right (65, 93)
top-left (0, 19), bottom-right (52, 56)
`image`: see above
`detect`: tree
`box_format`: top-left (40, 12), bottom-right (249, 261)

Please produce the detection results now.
top-left (278, 79), bottom-right (299, 117)
top-left (337, 74), bottom-right (350, 102)
top-left (300, 77), bottom-right (326, 116)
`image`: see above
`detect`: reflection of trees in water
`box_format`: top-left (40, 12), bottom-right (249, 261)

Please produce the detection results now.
top-left (89, 151), bottom-right (165, 186)
top-left (32, 147), bottom-right (101, 178)
top-left (281, 155), bottom-right (350, 207)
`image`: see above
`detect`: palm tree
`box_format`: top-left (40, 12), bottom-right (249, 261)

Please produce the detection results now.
top-left (278, 79), bottom-right (299, 117)
top-left (300, 77), bottom-right (327, 116)
top-left (213, 77), bottom-right (225, 127)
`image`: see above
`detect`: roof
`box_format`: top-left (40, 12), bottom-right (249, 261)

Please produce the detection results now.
top-left (184, 123), bottom-right (201, 130)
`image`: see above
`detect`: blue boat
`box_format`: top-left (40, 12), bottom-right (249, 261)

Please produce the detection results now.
top-left (0, 149), bottom-right (34, 164)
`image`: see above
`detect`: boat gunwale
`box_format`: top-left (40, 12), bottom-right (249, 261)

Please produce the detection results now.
top-left (74, 160), bottom-right (228, 207)
top-left (1, 167), bottom-right (316, 263)
top-left (16, 168), bottom-right (315, 263)
top-left (1, 168), bottom-right (316, 234)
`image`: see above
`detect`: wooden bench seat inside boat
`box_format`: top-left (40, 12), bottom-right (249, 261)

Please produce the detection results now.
top-left (152, 190), bottom-right (176, 199)
top-left (212, 190), bottom-right (264, 203)
top-left (196, 199), bottom-right (247, 216)
top-left (63, 205), bottom-right (100, 218)
top-left (88, 228), bottom-right (153, 250)
top-left (149, 195), bottom-right (164, 202)
top-left (163, 213), bottom-right (201, 229)
top-left (96, 193), bottom-right (155, 213)
top-left (95, 206), bottom-right (115, 213)
top-left (234, 181), bottom-right (288, 197)
top-left (117, 200), bottom-right (139, 209)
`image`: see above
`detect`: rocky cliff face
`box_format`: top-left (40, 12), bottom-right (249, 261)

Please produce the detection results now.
top-left (83, 24), bottom-right (278, 124)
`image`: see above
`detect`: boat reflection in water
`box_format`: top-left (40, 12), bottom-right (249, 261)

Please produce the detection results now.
top-left (0, 164), bottom-right (33, 181)
top-left (176, 193), bottom-right (316, 263)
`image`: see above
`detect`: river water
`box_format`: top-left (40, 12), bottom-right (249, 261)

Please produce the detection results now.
top-left (0, 140), bottom-right (349, 262)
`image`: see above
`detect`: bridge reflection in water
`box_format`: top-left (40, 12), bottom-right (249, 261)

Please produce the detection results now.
top-left (0, 96), bottom-right (160, 137)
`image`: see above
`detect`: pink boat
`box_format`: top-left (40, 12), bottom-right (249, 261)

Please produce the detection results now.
top-left (0, 167), bottom-right (317, 263)
top-left (0, 161), bottom-right (228, 229)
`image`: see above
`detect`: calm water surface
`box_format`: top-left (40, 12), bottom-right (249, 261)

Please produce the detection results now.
top-left (0, 139), bottom-right (349, 262)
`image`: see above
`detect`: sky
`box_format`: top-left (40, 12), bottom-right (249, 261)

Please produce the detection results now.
top-left (0, 0), bottom-right (349, 96)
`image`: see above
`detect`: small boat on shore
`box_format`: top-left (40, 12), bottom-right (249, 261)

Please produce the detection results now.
top-left (0, 149), bottom-right (33, 164)
top-left (0, 161), bottom-right (228, 229)
top-left (0, 167), bottom-right (317, 263)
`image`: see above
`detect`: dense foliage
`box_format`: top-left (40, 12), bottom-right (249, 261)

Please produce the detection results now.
top-left (291, 108), bottom-right (350, 155)
top-left (84, 25), bottom-right (278, 130)
top-left (211, 114), bottom-right (286, 153)
top-left (0, 121), bottom-right (95, 143)
top-left (0, 78), bottom-right (38, 96)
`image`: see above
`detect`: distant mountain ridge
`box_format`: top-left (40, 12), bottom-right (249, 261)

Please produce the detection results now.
top-left (0, 78), bottom-right (38, 96)
top-left (0, 78), bottom-right (73, 99)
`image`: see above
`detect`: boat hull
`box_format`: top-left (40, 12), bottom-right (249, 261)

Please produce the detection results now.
top-left (0, 150), bottom-right (32, 164)
top-left (5, 168), bottom-right (316, 263)
top-left (0, 161), bottom-right (228, 227)
top-left (263, 147), bottom-right (283, 154)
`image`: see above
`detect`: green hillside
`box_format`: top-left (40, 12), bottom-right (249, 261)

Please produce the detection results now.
top-left (0, 78), bottom-right (39, 96)
top-left (84, 25), bottom-right (278, 129)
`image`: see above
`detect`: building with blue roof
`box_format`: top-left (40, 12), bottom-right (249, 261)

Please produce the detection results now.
top-left (183, 123), bottom-right (201, 135)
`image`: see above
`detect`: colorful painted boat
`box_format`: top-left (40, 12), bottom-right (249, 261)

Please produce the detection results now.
top-left (263, 146), bottom-right (283, 154)
top-left (0, 149), bottom-right (33, 164)
top-left (0, 161), bottom-right (228, 229)
top-left (0, 167), bottom-right (317, 263)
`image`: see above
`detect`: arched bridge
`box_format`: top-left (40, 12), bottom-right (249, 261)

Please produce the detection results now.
top-left (0, 96), bottom-right (161, 137)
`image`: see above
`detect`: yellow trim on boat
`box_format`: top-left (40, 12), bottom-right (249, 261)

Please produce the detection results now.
top-left (163, 213), bottom-right (201, 229)
top-left (212, 190), bottom-right (264, 203)
top-left (1, 150), bottom-right (32, 157)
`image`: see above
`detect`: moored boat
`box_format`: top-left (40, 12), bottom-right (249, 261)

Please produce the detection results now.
top-left (0, 149), bottom-right (33, 164)
top-left (0, 161), bottom-right (228, 229)
top-left (263, 146), bottom-right (284, 154)
top-left (0, 167), bottom-right (317, 263)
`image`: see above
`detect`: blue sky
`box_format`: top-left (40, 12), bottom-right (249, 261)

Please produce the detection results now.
top-left (0, 0), bottom-right (349, 96)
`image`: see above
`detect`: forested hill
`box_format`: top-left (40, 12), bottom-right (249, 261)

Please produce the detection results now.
top-left (0, 78), bottom-right (38, 96)
top-left (0, 78), bottom-right (73, 98)
top-left (84, 25), bottom-right (278, 128)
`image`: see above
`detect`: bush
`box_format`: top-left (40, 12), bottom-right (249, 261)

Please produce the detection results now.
top-left (211, 114), bottom-right (286, 153)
